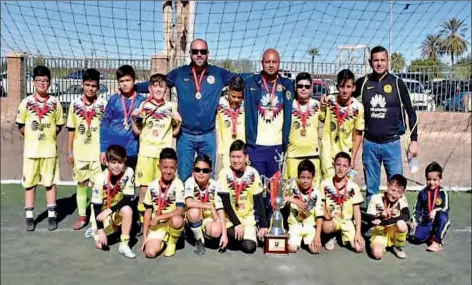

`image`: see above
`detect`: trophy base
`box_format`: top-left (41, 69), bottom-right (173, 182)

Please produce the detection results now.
top-left (264, 234), bottom-right (289, 254)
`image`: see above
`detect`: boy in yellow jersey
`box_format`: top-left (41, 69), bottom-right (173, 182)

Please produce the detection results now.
top-left (320, 69), bottom-right (364, 180)
top-left (216, 140), bottom-right (269, 254)
top-left (90, 145), bottom-right (136, 259)
top-left (216, 76), bottom-right (245, 169)
top-left (286, 72), bottom-right (322, 186)
top-left (285, 159), bottom-right (323, 254)
top-left (67, 68), bottom-right (107, 230)
top-left (184, 155), bottom-right (228, 255)
top-left (321, 152), bottom-right (365, 253)
top-left (130, 73), bottom-right (182, 224)
top-left (16, 65), bottom-right (64, 232)
top-left (141, 148), bottom-right (185, 258)
top-left (366, 174), bottom-right (410, 259)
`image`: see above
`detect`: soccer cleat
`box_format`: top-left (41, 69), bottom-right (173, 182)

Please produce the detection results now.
top-left (48, 217), bottom-right (57, 231)
top-left (118, 243), bottom-right (136, 259)
top-left (194, 240), bottom-right (206, 255)
top-left (392, 246), bottom-right (407, 259)
top-left (164, 242), bottom-right (177, 257)
top-left (73, 216), bottom-right (88, 230)
top-left (26, 218), bottom-right (35, 232)
top-left (325, 237), bottom-right (336, 251)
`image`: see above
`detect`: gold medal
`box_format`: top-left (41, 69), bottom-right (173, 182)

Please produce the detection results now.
top-left (300, 128), bottom-right (306, 136)
top-left (232, 134), bottom-right (237, 139)
top-left (86, 129), bottom-right (92, 137)
top-left (269, 104), bottom-right (273, 111)
top-left (38, 124), bottom-right (44, 131)
top-left (195, 92), bottom-right (202, 100)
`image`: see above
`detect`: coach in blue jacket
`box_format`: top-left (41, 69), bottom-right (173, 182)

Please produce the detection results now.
top-left (244, 49), bottom-right (294, 221)
top-left (167, 39), bottom-right (234, 181)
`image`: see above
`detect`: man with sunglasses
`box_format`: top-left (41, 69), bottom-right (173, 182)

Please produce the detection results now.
top-left (244, 49), bottom-right (294, 223)
top-left (167, 39), bottom-right (235, 182)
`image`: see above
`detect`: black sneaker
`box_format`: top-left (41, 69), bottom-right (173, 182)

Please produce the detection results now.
top-left (194, 240), bottom-right (206, 255)
top-left (26, 218), bottom-right (35, 232)
top-left (48, 217), bottom-right (57, 231)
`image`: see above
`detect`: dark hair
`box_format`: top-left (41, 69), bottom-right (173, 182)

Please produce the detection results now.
top-left (229, 76), bottom-right (244, 92)
top-left (33, 65), bottom-right (51, 81)
top-left (229, 139), bottom-right (247, 155)
top-left (370, 46), bottom-right (389, 58)
top-left (389, 174), bottom-right (407, 189)
top-left (116, 65), bottom-right (136, 81)
top-left (106, 145), bottom-right (127, 163)
top-left (295, 72), bottom-right (312, 85)
top-left (159, 147), bottom-right (178, 162)
top-left (83, 68), bottom-right (100, 83)
top-left (297, 159), bottom-right (315, 177)
top-left (425, 161), bottom-right (443, 179)
top-left (194, 154), bottom-right (212, 168)
top-left (337, 69), bottom-right (355, 86)
top-left (149, 73), bottom-right (167, 87)
top-left (334, 152), bottom-right (351, 165)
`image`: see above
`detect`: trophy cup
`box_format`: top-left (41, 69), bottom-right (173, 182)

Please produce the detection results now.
top-left (263, 151), bottom-right (291, 254)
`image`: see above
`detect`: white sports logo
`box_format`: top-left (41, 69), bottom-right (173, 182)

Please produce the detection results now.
top-left (370, 94), bottom-right (386, 108)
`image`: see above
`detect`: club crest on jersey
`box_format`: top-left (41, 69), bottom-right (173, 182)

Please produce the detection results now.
top-left (207, 75), bottom-right (215, 84)
top-left (330, 122), bottom-right (336, 132)
top-left (224, 120), bottom-right (231, 128)
top-left (293, 121), bottom-right (301, 129)
top-left (436, 197), bottom-right (442, 206)
top-left (384, 84), bottom-right (392, 93)
top-left (277, 84), bottom-right (283, 92)
top-left (286, 90), bottom-right (291, 100)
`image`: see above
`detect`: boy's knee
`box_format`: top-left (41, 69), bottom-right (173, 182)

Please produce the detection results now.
top-left (436, 211), bottom-right (449, 223)
top-left (171, 216), bottom-right (184, 229)
top-left (240, 240), bottom-right (256, 254)
top-left (288, 245), bottom-right (298, 253)
top-left (371, 248), bottom-right (384, 260)
top-left (145, 249), bottom-right (158, 258)
top-left (120, 205), bottom-right (133, 217)
top-left (187, 208), bottom-right (201, 222)
top-left (396, 220), bottom-right (408, 233)
top-left (322, 221), bottom-right (335, 234)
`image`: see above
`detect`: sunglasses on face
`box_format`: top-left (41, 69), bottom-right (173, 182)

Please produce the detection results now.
top-left (191, 49), bottom-right (208, 55)
top-left (296, 84), bottom-right (312, 90)
top-left (194, 167), bottom-right (211, 174)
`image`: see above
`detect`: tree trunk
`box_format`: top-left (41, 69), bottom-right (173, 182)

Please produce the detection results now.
top-left (311, 55), bottom-right (314, 75)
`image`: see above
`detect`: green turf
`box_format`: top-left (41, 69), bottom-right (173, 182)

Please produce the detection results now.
top-left (1, 184), bottom-right (471, 285)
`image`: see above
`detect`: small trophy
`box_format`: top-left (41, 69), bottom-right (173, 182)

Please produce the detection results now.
top-left (264, 151), bottom-right (290, 254)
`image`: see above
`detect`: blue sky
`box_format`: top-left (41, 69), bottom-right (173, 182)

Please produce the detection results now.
top-left (1, 1), bottom-right (470, 65)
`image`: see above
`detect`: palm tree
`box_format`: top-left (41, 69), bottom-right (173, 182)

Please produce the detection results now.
top-left (390, 52), bottom-right (406, 73)
top-left (440, 17), bottom-right (468, 65)
top-left (420, 33), bottom-right (443, 62)
top-left (307, 48), bottom-right (319, 75)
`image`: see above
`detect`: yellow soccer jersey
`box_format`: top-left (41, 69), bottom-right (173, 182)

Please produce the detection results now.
top-left (321, 96), bottom-right (364, 160)
top-left (320, 178), bottom-right (363, 221)
top-left (217, 166), bottom-right (262, 218)
top-left (287, 98), bottom-right (321, 158)
top-left (138, 101), bottom-right (177, 158)
top-left (184, 176), bottom-right (222, 206)
top-left (367, 193), bottom-right (409, 220)
top-left (66, 97), bottom-right (107, 161)
top-left (91, 167), bottom-right (135, 211)
top-left (216, 96), bottom-right (245, 155)
top-left (287, 185), bottom-right (324, 225)
top-left (16, 95), bottom-right (64, 158)
top-left (256, 82), bottom-right (285, 146)
top-left (143, 177), bottom-right (185, 216)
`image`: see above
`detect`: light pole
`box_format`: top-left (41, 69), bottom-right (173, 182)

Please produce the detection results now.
top-left (389, 1), bottom-right (393, 71)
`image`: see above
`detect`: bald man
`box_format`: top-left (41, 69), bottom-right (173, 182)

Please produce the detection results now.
top-left (167, 39), bottom-right (235, 181)
top-left (244, 49), bottom-right (294, 223)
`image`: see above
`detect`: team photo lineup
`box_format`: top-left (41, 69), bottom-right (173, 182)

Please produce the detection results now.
top-left (17, 38), bottom-right (452, 261)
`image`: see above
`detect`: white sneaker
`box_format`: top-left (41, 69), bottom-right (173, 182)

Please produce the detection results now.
top-left (119, 243), bottom-right (136, 259)
top-left (325, 237), bottom-right (336, 251)
top-left (84, 227), bottom-right (95, 239)
top-left (392, 246), bottom-right (407, 259)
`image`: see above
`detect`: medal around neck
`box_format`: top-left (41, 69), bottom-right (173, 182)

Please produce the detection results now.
top-left (195, 91), bottom-right (202, 100)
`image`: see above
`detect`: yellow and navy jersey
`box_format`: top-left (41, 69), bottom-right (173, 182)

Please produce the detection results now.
top-left (16, 95), bottom-right (64, 158)
top-left (321, 96), bottom-right (364, 160)
top-left (137, 101), bottom-right (177, 158)
top-left (216, 96), bottom-right (245, 155)
top-left (287, 98), bottom-right (321, 158)
top-left (66, 97), bottom-right (107, 161)
top-left (320, 178), bottom-right (363, 220)
top-left (367, 193), bottom-right (409, 219)
top-left (255, 81), bottom-right (285, 146)
top-left (143, 177), bottom-right (185, 215)
top-left (216, 166), bottom-right (262, 218)
top-left (287, 185), bottom-right (323, 225)
top-left (91, 167), bottom-right (135, 211)
top-left (184, 176), bottom-right (222, 206)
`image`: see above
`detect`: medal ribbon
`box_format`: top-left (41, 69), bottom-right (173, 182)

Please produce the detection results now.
top-left (335, 98), bottom-right (352, 128)
top-left (191, 67), bottom-right (206, 94)
top-left (232, 170), bottom-right (246, 203)
top-left (297, 187), bottom-right (313, 204)
top-left (296, 99), bottom-right (310, 130)
top-left (121, 92), bottom-right (136, 125)
top-left (333, 178), bottom-right (348, 212)
top-left (229, 107), bottom-right (241, 136)
top-left (106, 171), bottom-right (123, 209)
top-left (262, 75), bottom-right (278, 107)
top-left (427, 187), bottom-right (439, 216)
top-left (197, 182), bottom-right (210, 203)
top-left (157, 180), bottom-right (171, 215)
top-left (82, 95), bottom-right (95, 130)
top-left (34, 95), bottom-right (50, 126)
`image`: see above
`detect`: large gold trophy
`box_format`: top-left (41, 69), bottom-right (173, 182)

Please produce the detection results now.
top-left (263, 151), bottom-right (292, 254)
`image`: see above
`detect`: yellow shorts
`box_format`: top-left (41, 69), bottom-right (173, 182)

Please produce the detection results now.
top-left (225, 215), bottom-right (257, 243)
top-left (286, 157), bottom-right (321, 187)
top-left (333, 218), bottom-right (355, 245)
top-left (22, 157), bottom-right (60, 189)
top-left (146, 221), bottom-right (174, 242)
top-left (90, 210), bottom-right (122, 236)
top-left (370, 225), bottom-right (406, 248)
top-left (136, 156), bottom-right (160, 186)
top-left (73, 160), bottom-right (101, 183)
top-left (288, 222), bottom-right (316, 248)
